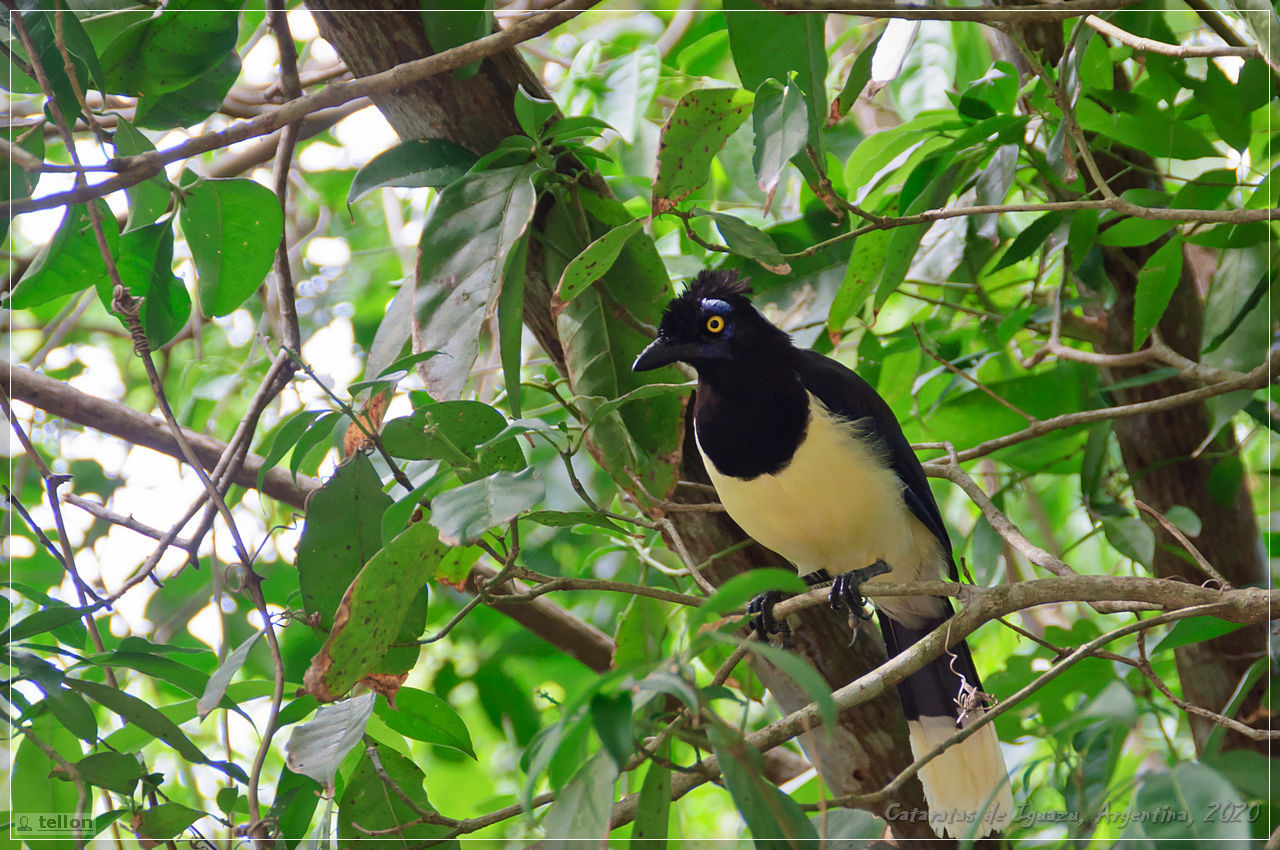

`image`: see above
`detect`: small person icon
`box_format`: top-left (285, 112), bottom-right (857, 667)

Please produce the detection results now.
top-left (16, 816), bottom-right (31, 832)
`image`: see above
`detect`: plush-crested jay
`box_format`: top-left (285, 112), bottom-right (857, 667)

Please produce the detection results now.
top-left (633, 269), bottom-right (1012, 838)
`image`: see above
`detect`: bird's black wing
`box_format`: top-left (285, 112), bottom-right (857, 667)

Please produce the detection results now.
top-left (794, 348), bottom-right (956, 576)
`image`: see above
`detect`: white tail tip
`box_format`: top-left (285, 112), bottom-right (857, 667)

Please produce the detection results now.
top-left (907, 716), bottom-right (1014, 839)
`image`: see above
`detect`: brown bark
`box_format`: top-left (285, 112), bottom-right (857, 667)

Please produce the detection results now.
top-left (305, 4), bottom-right (941, 841)
top-left (1090, 144), bottom-right (1268, 755)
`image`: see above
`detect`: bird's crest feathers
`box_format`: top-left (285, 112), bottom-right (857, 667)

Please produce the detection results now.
top-left (685, 269), bottom-right (751, 303)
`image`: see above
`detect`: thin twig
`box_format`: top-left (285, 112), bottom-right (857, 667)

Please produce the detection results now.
top-left (1134, 499), bottom-right (1230, 589)
top-left (268, 0), bottom-right (303, 353)
top-left (1085, 15), bottom-right (1258, 58)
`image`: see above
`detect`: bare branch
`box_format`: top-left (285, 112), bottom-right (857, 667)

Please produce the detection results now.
top-left (756, 0), bottom-right (1148, 23)
top-left (1085, 15), bottom-right (1259, 58)
top-left (918, 351), bottom-right (1274, 466)
top-left (2, 360), bottom-right (317, 509)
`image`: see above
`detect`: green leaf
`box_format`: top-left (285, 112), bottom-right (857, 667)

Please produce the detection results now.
top-left (374, 687), bottom-right (476, 758)
top-left (95, 222), bottom-right (190, 348)
top-left (178, 176), bottom-right (284, 317)
top-left (1132, 237), bottom-right (1184, 349)
top-left (296, 454), bottom-right (393, 631)
top-left (135, 803), bottom-right (206, 842)
top-left (557, 218), bottom-right (643, 303)
top-left (652, 88), bottom-right (754, 210)
top-left (613, 594), bottom-right (668, 670)
top-left (284, 692), bottom-right (376, 791)
top-left (256, 410), bottom-right (323, 491)
top-left (590, 691), bottom-right (634, 770)
top-left (100, 3), bottom-right (239, 99)
top-left (337, 741), bottom-right (455, 844)
top-left (524, 510), bottom-right (628, 534)
top-left (593, 46), bottom-right (660, 144)
top-left (498, 234), bottom-right (529, 417)
top-left (631, 743), bottom-right (671, 847)
top-left (429, 468), bottom-right (544, 546)
top-left (347, 139), bottom-right (477, 205)
top-left (289, 410), bottom-right (341, 480)
top-left (513, 84), bottom-right (560, 139)
top-left (46, 687), bottom-right (97, 744)
top-left (363, 281), bottom-right (415, 388)
top-left (216, 787), bottom-right (240, 815)
top-left (1100, 515), bottom-right (1155, 567)
top-left (1152, 616), bottom-right (1246, 655)
top-left (707, 632), bottom-right (836, 732)
top-left (112, 119), bottom-right (170, 231)
top-left (381, 400), bottom-right (525, 482)
top-left (552, 191), bottom-right (682, 504)
top-left (724, 2), bottom-right (827, 133)
top-left (827, 229), bottom-right (887, 335)
top-left (1162, 504), bottom-right (1202, 537)
top-left (13, 707), bottom-right (82, 843)
top-left (72, 752), bottom-right (145, 796)
top-left (303, 519), bottom-right (443, 698)
top-left (1202, 656), bottom-right (1266, 759)
top-left (7, 201), bottom-right (118, 309)
top-left (834, 33), bottom-right (881, 119)
top-left (268, 769), bottom-right (323, 845)
top-left (1075, 96), bottom-right (1219, 160)
top-left (84, 649), bottom-right (223, 705)
top-left (542, 753), bottom-right (619, 849)
top-left (993, 210), bottom-right (1067, 272)
top-left (65, 678), bottom-right (210, 766)
top-left (422, 5), bottom-right (492, 80)
top-left (876, 160), bottom-right (968, 307)
top-left (692, 568), bottom-right (807, 630)
top-left (135, 51), bottom-right (241, 130)
top-left (415, 164), bottom-right (538, 399)
top-left (13, 5), bottom-right (98, 121)
top-left (1131, 763), bottom-right (1250, 842)
top-left (197, 629), bottom-right (263, 719)
top-left (696, 209), bottom-right (791, 274)
top-left (707, 723), bottom-right (819, 848)
top-left (2, 604), bottom-right (94, 645)
top-left (752, 76), bottom-right (809, 195)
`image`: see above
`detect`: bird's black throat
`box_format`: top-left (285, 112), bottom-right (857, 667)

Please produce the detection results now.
top-left (693, 362), bottom-right (809, 480)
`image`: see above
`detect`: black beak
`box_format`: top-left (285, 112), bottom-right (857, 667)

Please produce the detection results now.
top-left (632, 336), bottom-right (697, 372)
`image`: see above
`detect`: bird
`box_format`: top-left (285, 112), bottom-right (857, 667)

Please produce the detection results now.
top-left (632, 269), bottom-right (1013, 839)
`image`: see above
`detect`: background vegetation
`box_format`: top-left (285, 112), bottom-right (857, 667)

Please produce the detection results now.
top-left (2, 1), bottom-right (1276, 847)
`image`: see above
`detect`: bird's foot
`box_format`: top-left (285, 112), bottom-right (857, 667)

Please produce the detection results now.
top-left (747, 590), bottom-right (792, 648)
top-left (829, 559), bottom-right (891, 630)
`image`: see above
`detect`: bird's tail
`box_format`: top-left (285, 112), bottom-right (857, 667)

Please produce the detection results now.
top-left (879, 612), bottom-right (1014, 839)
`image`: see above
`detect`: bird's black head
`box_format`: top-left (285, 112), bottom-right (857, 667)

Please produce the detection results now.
top-left (632, 270), bottom-right (794, 374)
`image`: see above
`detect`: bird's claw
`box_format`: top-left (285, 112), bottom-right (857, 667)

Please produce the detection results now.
top-left (829, 559), bottom-right (890, 626)
top-left (747, 590), bottom-right (791, 647)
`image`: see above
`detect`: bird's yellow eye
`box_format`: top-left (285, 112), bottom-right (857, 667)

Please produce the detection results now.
top-left (705, 315), bottom-right (726, 334)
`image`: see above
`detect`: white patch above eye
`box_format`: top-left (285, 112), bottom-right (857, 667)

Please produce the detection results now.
top-left (700, 298), bottom-right (731, 313)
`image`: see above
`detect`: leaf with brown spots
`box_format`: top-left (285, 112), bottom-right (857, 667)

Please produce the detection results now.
top-left (301, 517), bottom-right (447, 702)
top-left (653, 88), bottom-right (754, 209)
top-left (556, 218), bottom-right (643, 303)
top-left (296, 453), bottom-right (391, 631)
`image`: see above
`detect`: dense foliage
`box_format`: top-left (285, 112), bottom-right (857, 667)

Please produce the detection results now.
top-left (2, 2), bottom-right (1276, 847)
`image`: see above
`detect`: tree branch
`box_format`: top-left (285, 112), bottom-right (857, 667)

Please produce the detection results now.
top-left (1085, 14), bottom-right (1259, 58)
top-left (2, 360), bottom-right (317, 509)
top-left (755, 0), bottom-right (1148, 22)
top-left (2, 0), bottom-right (599, 217)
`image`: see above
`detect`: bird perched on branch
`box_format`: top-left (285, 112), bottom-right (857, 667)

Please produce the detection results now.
top-left (633, 269), bottom-right (1012, 838)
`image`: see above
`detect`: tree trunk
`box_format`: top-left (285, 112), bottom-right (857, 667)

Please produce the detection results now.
top-left (305, 4), bottom-right (941, 841)
top-left (1090, 142), bottom-right (1267, 756)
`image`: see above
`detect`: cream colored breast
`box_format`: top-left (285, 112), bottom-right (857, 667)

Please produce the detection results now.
top-left (697, 393), bottom-right (948, 625)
